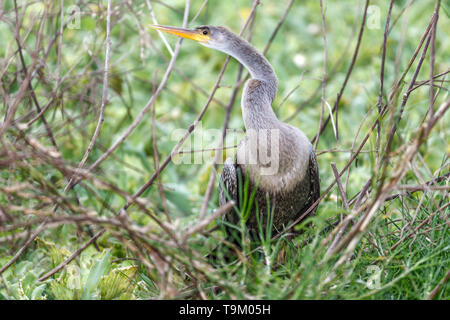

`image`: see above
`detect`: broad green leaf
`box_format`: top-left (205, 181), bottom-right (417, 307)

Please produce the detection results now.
top-left (82, 250), bottom-right (111, 300)
top-left (31, 284), bottom-right (47, 300)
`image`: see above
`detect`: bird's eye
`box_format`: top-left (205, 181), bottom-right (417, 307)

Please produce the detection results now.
top-left (202, 30), bottom-right (208, 35)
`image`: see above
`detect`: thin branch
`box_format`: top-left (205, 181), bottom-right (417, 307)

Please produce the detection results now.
top-left (38, 229), bottom-right (105, 282)
top-left (65, 0), bottom-right (112, 191)
top-left (428, 0), bottom-right (440, 119)
top-left (315, 0), bottom-right (327, 151)
top-left (183, 201), bottom-right (234, 241)
top-left (151, 70), bottom-right (171, 222)
top-left (262, 0), bottom-right (294, 55)
top-left (376, 0), bottom-right (395, 163)
top-left (189, 0), bottom-right (208, 25)
top-left (427, 270), bottom-right (450, 300)
top-left (326, 162), bottom-right (352, 257)
top-left (0, 221), bottom-right (48, 275)
top-left (146, 0), bottom-right (174, 56)
top-left (312, 0), bottom-right (370, 144)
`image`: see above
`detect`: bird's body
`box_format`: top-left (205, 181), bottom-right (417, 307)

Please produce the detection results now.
top-left (220, 151), bottom-right (319, 233)
top-left (151, 24), bottom-right (320, 235)
top-left (216, 28), bottom-right (320, 233)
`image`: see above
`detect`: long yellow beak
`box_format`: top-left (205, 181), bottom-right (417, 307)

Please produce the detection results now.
top-left (150, 25), bottom-right (210, 43)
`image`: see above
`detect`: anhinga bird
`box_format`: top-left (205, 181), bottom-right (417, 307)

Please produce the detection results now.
top-left (151, 25), bottom-right (320, 236)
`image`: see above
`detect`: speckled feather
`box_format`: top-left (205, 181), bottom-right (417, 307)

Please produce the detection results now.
top-left (219, 152), bottom-right (320, 233)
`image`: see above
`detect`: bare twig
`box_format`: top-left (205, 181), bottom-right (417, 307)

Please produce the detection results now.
top-left (326, 163), bottom-right (352, 256)
top-left (312, 0), bottom-right (370, 144)
top-left (428, 0), bottom-right (440, 119)
top-left (65, 0), bottom-right (112, 191)
top-left (427, 270), bottom-right (450, 300)
top-left (38, 229), bottom-right (105, 282)
top-left (183, 201), bottom-right (234, 241)
top-left (146, 0), bottom-right (174, 56)
top-left (315, 0), bottom-right (327, 151)
top-left (0, 221), bottom-right (48, 275)
top-left (376, 0), bottom-right (395, 163)
top-left (151, 71), bottom-right (171, 222)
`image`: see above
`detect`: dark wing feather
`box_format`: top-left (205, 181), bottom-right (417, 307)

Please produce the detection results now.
top-left (298, 151), bottom-right (320, 218)
top-left (219, 158), bottom-right (239, 208)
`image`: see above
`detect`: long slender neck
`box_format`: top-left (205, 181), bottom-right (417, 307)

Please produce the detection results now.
top-left (223, 36), bottom-right (278, 101)
top-left (229, 34), bottom-right (311, 183)
top-left (223, 36), bottom-right (279, 130)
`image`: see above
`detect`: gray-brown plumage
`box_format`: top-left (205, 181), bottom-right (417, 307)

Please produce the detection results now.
top-left (220, 152), bottom-right (319, 234)
top-left (151, 24), bottom-right (320, 235)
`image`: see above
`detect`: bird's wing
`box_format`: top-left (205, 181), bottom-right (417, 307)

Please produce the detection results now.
top-left (299, 150), bottom-right (321, 217)
top-left (206, 157), bottom-right (244, 263)
top-left (309, 150), bottom-right (320, 202)
top-left (219, 157), bottom-right (239, 207)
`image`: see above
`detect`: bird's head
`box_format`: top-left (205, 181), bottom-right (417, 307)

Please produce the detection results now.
top-left (150, 25), bottom-right (233, 53)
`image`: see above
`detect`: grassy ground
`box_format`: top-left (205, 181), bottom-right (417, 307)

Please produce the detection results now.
top-left (0, 0), bottom-right (449, 299)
